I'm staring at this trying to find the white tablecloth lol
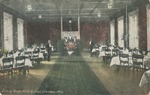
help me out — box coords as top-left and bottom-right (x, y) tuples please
(144, 56), (150, 69)
(139, 70), (150, 87)
(13, 59), (33, 68)
(0, 56), (33, 70)
(39, 53), (44, 58)
(110, 56), (133, 66)
(68, 51), (73, 55)
(110, 55), (120, 66)
(99, 51), (106, 57)
(0, 56), (4, 67)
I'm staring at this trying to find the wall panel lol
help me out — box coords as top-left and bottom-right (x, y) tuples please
(80, 21), (109, 48)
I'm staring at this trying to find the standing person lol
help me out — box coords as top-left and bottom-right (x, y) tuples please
(89, 39), (94, 56)
(46, 40), (52, 61)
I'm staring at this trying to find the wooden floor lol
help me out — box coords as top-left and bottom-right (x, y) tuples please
(0, 51), (146, 95)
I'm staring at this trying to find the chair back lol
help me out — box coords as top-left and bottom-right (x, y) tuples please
(2, 57), (14, 70)
(105, 48), (111, 56)
(15, 56), (25, 67)
(40, 48), (46, 53)
(112, 49), (119, 56)
(119, 54), (129, 66)
(32, 51), (39, 58)
(132, 54), (144, 68)
(102, 46), (107, 51)
(7, 51), (14, 57)
(24, 51), (32, 58)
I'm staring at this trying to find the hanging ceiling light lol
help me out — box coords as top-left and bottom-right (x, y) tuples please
(38, 15), (42, 19)
(108, 0), (113, 9)
(97, 11), (101, 17)
(27, 4), (32, 11)
(68, 11), (71, 14)
(68, 18), (72, 23)
(69, 19), (72, 23)
(108, 3), (113, 9)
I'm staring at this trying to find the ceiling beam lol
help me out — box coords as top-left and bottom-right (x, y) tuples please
(79, 2), (84, 15)
(25, 10), (57, 12)
(88, 0), (103, 17)
(52, 0), (61, 16)
(26, 13), (59, 16)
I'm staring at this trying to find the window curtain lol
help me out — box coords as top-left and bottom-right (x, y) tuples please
(147, 5), (150, 51)
(110, 20), (115, 45)
(17, 18), (24, 49)
(3, 12), (13, 51)
(117, 16), (124, 47)
(128, 10), (139, 49)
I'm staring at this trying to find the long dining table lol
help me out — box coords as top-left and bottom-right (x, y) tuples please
(0, 56), (33, 70)
(110, 53), (150, 69)
(0, 49), (45, 71)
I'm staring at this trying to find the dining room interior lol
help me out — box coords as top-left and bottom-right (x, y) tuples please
(0, 0), (150, 95)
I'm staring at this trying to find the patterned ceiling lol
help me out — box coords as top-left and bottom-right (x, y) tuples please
(0, 0), (136, 21)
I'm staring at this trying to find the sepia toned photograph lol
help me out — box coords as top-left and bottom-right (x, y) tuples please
(0, 0), (150, 95)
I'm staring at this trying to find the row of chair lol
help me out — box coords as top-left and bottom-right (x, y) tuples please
(119, 53), (145, 75)
(0, 56), (29, 75)
(24, 50), (43, 67)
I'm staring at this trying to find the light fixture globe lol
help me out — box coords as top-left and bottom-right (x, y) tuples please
(27, 5), (32, 11)
(97, 11), (101, 17)
(108, 3), (113, 9)
(38, 15), (42, 19)
(69, 20), (72, 23)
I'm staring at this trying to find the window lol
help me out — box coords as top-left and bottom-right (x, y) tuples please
(110, 20), (115, 45)
(17, 18), (24, 49)
(62, 17), (78, 31)
(128, 10), (139, 49)
(117, 16), (124, 47)
(3, 12), (13, 51)
(147, 5), (150, 51)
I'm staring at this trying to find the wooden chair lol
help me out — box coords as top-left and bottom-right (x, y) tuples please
(6, 51), (14, 57)
(40, 48), (46, 53)
(40, 48), (47, 59)
(112, 48), (119, 56)
(119, 53), (130, 75)
(14, 56), (27, 75)
(30, 51), (41, 67)
(32, 51), (39, 58)
(105, 48), (112, 63)
(143, 51), (150, 70)
(24, 51), (32, 59)
(1, 57), (14, 75)
(132, 54), (144, 75)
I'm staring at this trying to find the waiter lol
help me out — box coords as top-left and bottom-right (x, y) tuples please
(46, 40), (52, 61)
(89, 39), (94, 56)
